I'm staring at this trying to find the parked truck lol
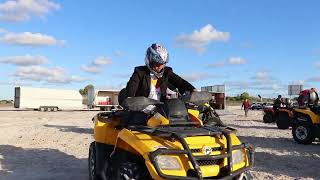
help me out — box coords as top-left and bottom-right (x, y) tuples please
(201, 85), (226, 110)
(14, 86), (84, 111)
(87, 88), (121, 111)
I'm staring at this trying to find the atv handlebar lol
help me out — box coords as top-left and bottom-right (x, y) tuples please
(122, 96), (163, 112)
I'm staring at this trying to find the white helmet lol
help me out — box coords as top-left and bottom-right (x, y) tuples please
(145, 43), (169, 78)
(309, 91), (318, 103)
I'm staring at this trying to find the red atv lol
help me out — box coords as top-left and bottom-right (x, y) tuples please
(263, 107), (294, 129)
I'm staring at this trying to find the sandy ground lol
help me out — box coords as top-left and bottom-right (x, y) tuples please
(0, 106), (319, 180)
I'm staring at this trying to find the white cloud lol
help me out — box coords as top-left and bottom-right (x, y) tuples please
(0, 81), (10, 85)
(176, 24), (230, 53)
(254, 71), (269, 80)
(226, 80), (284, 91)
(0, 28), (8, 33)
(0, 55), (48, 66)
(93, 56), (112, 66)
(0, 81), (32, 86)
(228, 57), (247, 65)
(114, 50), (124, 57)
(13, 66), (87, 84)
(272, 84), (282, 91)
(0, 31), (64, 46)
(182, 72), (213, 82)
(0, 0), (60, 22)
(70, 75), (88, 82)
(314, 62), (320, 69)
(81, 65), (101, 74)
(311, 49), (320, 57)
(226, 80), (287, 98)
(112, 73), (131, 78)
(292, 80), (304, 85)
(226, 81), (253, 89)
(14, 66), (64, 81)
(98, 83), (126, 91)
(240, 42), (254, 49)
(81, 56), (113, 74)
(207, 61), (225, 68)
(208, 57), (247, 68)
(250, 71), (279, 87)
(306, 77), (320, 82)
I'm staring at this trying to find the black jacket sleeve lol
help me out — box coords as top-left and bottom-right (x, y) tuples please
(126, 67), (141, 97)
(166, 67), (195, 94)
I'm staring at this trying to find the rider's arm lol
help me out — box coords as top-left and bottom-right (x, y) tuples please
(126, 67), (142, 97)
(166, 67), (195, 94)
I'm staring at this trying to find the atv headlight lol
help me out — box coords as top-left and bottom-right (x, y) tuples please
(155, 156), (182, 170)
(232, 150), (244, 165)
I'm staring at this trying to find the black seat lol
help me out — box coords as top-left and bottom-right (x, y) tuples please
(118, 88), (127, 106)
(309, 104), (320, 115)
(117, 90), (191, 125)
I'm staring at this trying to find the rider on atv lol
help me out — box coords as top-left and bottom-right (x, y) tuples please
(88, 44), (253, 180)
(119, 43), (196, 124)
(125, 43), (195, 102)
(273, 95), (284, 115)
(118, 43), (224, 126)
(298, 88), (319, 108)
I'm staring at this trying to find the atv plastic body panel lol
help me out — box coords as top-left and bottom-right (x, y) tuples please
(93, 112), (254, 179)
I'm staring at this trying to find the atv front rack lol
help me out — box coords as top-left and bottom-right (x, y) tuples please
(128, 125), (254, 180)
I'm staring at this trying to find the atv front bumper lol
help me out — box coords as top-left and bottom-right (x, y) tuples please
(149, 143), (254, 180)
(128, 125), (254, 180)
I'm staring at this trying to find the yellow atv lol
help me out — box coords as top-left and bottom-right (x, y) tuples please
(88, 92), (254, 179)
(189, 102), (225, 127)
(292, 106), (320, 144)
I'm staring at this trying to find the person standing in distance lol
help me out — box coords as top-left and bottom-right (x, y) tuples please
(241, 98), (251, 117)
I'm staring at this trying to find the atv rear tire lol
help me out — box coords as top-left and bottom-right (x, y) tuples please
(263, 112), (274, 123)
(89, 142), (97, 180)
(116, 161), (150, 180)
(276, 112), (290, 129)
(292, 122), (315, 144)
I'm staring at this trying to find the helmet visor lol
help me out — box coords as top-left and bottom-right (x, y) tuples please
(149, 61), (165, 68)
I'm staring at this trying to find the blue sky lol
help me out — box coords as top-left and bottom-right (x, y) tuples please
(0, 0), (320, 100)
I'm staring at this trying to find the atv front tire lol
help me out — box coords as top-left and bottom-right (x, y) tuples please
(116, 161), (151, 180)
(89, 142), (97, 180)
(276, 112), (290, 129)
(205, 116), (224, 126)
(242, 171), (254, 180)
(292, 122), (315, 144)
(202, 110), (224, 126)
(236, 171), (253, 180)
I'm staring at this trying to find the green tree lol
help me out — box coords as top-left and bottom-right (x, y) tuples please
(240, 92), (250, 100)
(79, 84), (94, 95)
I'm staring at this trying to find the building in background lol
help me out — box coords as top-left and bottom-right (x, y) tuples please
(201, 85), (226, 109)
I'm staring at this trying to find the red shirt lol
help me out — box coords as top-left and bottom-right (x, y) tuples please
(242, 101), (250, 109)
(300, 90), (309, 96)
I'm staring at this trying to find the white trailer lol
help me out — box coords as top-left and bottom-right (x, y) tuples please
(14, 86), (84, 111)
